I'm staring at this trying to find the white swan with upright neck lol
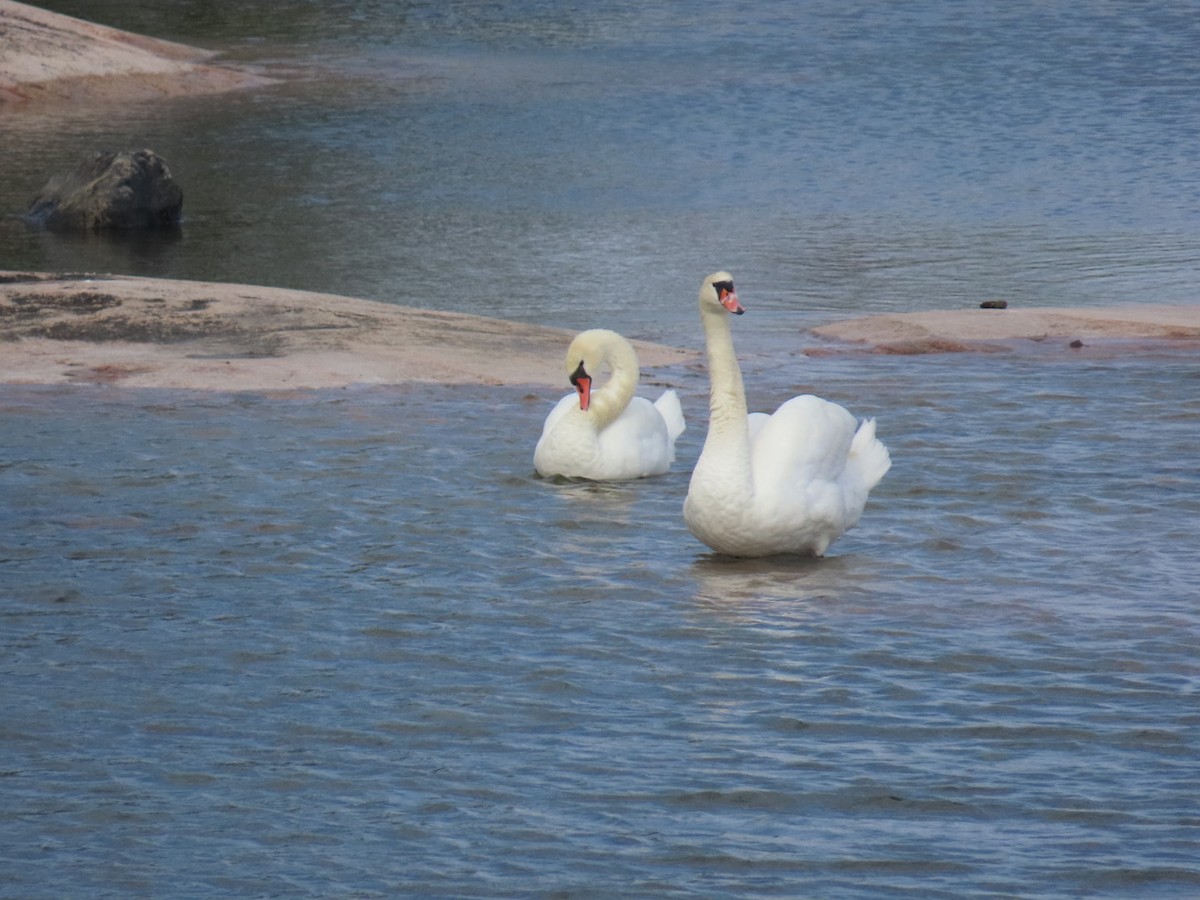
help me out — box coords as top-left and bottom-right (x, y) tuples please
(684, 272), (891, 557)
(534, 328), (685, 481)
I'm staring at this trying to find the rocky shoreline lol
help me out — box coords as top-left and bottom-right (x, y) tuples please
(0, 0), (268, 105)
(0, 271), (696, 390)
(3, 2), (1196, 390)
(4, 270), (1196, 391)
(811, 304), (1200, 354)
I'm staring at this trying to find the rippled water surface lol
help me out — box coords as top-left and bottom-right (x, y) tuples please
(4, 347), (1199, 898)
(2, 1), (1200, 896)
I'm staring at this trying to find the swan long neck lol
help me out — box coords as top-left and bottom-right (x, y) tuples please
(692, 297), (756, 502)
(588, 337), (638, 429)
(700, 303), (749, 439)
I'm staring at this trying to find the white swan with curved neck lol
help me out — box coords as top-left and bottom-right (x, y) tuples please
(534, 328), (686, 481)
(683, 272), (891, 557)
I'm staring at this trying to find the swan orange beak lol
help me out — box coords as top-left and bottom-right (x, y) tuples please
(575, 376), (592, 411)
(570, 361), (592, 411)
(719, 287), (744, 315)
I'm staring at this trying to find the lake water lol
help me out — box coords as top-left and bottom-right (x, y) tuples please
(2, 2), (1199, 897)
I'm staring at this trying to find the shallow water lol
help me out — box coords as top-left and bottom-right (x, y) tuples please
(3, 346), (1199, 898)
(2, 1), (1200, 896)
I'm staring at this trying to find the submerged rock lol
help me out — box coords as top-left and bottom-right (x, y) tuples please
(25, 149), (183, 231)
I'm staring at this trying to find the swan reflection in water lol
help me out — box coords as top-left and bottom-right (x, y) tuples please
(687, 551), (895, 624)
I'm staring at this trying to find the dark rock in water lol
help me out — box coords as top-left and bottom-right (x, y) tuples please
(25, 149), (183, 231)
(979, 299), (1008, 309)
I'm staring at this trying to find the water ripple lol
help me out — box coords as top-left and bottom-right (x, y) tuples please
(5, 355), (1195, 896)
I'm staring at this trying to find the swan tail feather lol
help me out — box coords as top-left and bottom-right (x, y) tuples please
(846, 418), (891, 491)
(654, 390), (687, 442)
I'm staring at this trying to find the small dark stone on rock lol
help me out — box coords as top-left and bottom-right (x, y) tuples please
(979, 299), (1008, 309)
(25, 149), (183, 231)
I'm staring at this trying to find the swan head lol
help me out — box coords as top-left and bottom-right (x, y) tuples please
(569, 358), (592, 411)
(700, 271), (743, 315)
(564, 328), (629, 412)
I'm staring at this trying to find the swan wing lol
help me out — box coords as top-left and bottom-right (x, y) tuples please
(538, 392), (578, 440)
(750, 395), (857, 488)
(595, 396), (675, 477)
(534, 393), (589, 477)
(747, 411), (771, 444)
(746, 396), (867, 552)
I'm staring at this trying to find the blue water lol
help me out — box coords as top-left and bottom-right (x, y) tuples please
(2, 1), (1200, 897)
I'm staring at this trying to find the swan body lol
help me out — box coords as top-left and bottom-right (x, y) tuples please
(683, 272), (890, 556)
(534, 328), (685, 481)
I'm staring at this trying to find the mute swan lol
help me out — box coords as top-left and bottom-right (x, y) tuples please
(683, 272), (891, 557)
(534, 328), (686, 481)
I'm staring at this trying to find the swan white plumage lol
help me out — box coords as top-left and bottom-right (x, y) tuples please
(683, 272), (891, 557)
(534, 328), (686, 481)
